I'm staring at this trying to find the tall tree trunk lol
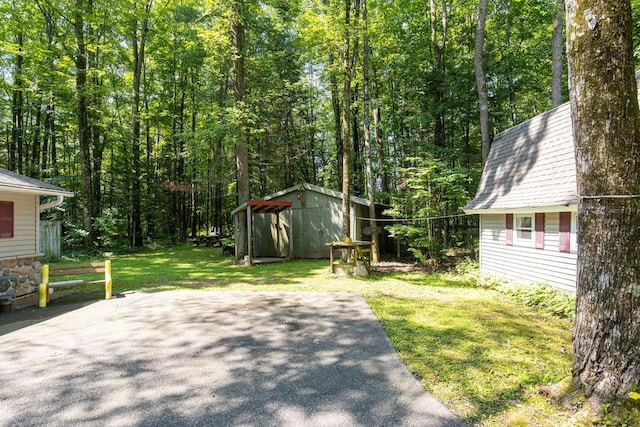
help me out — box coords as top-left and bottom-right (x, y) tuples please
(429, 0), (447, 148)
(131, 0), (152, 248)
(329, 53), (343, 189)
(361, 0), (379, 262)
(11, 32), (24, 173)
(551, 0), (565, 107)
(475, 0), (490, 166)
(74, 0), (95, 250)
(232, 0), (250, 259)
(341, 0), (359, 239)
(567, 0), (640, 403)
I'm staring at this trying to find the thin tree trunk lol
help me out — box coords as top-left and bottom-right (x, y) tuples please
(341, 0), (359, 239)
(362, 0), (379, 262)
(475, 0), (490, 166)
(11, 32), (24, 173)
(429, 0), (447, 148)
(329, 53), (343, 189)
(551, 0), (565, 107)
(567, 0), (640, 403)
(131, 0), (152, 248)
(74, 0), (95, 250)
(232, 0), (250, 259)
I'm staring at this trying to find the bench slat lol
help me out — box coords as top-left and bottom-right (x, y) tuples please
(50, 268), (105, 276)
(50, 262), (105, 271)
(48, 279), (86, 288)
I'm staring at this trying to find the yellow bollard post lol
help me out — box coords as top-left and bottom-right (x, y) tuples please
(104, 260), (112, 300)
(39, 264), (49, 308)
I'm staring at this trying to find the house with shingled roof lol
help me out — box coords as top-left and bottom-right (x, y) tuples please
(464, 102), (578, 291)
(0, 168), (73, 300)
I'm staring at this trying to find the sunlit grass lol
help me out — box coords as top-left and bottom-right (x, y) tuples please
(50, 244), (577, 426)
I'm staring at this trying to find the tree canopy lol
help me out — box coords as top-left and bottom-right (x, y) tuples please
(1, 0), (636, 255)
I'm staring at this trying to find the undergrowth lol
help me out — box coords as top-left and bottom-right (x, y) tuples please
(455, 259), (576, 319)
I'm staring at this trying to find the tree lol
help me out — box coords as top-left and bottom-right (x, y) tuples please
(340, 0), (359, 239)
(567, 0), (640, 403)
(551, 0), (564, 107)
(130, 0), (153, 248)
(232, 0), (250, 258)
(474, 0), (490, 166)
(361, 0), (379, 262)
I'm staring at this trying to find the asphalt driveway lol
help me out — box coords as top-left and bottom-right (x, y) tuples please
(0, 291), (463, 426)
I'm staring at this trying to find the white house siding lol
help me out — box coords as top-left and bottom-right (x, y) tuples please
(0, 191), (38, 259)
(479, 213), (577, 292)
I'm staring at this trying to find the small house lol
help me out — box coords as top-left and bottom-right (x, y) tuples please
(464, 102), (579, 291)
(232, 183), (382, 261)
(0, 168), (73, 298)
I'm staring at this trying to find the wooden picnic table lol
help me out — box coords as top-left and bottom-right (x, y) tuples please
(189, 234), (224, 247)
(327, 240), (373, 274)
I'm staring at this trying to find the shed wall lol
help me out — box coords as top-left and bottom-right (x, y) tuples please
(479, 213), (577, 291)
(0, 191), (38, 258)
(252, 189), (368, 259)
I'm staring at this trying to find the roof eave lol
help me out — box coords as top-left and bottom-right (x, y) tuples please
(0, 184), (74, 197)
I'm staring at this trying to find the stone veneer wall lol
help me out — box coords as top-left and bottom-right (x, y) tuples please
(0, 255), (41, 298)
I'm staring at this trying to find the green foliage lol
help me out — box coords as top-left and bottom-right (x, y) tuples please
(456, 259), (576, 319)
(385, 154), (471, 262)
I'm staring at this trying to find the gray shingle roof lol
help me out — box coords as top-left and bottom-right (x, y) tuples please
(0, 168), (73, 196)
(464, 102), (578, 211)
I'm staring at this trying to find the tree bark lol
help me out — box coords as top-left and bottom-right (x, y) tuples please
(567, 0), (640, 402)
(341, 0), (359, 239)
(131, 0), (152, 248)
(551, 0), (565, 107)
(232, 0), (250, 259)
(474, 0), (490, 166)
(74, 0), (95, 250)
(429, 0), (447, 148)
(361, 0), (379, 262)
(329, 53), (343, 189)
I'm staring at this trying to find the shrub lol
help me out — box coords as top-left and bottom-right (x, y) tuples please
(454, 259), (576, 319)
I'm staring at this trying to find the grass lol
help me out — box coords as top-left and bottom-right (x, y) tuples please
(47, 245), (610, 425)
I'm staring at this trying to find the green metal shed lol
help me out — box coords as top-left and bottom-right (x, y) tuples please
(232, 183), (376, 261)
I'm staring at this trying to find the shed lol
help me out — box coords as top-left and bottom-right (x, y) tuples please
(0, 168), (73, 298)
(232, 183), (379, 261)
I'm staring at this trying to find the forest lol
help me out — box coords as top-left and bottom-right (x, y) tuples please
(1, 0), (639, 257)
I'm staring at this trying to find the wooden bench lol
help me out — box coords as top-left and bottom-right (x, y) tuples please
(39, 261), (112, 308)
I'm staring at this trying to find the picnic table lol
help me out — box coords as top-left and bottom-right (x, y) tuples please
(327, 240), (373, 274)
(189, 234), (224, 247)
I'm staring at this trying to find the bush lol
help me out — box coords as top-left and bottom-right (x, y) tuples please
(454, 258), (576, 319)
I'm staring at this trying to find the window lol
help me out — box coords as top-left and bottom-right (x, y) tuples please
(515, 214), (534, 244)
(0, 201), (14, 238)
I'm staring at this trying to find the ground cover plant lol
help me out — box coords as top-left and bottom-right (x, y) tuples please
(47, 245), (635, 426)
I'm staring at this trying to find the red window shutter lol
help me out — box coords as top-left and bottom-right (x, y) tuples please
(0, 201), (14, 238)
(505, 214), (513, 246)
(559, 212), (571, 252)
(535, 213), (545, 249)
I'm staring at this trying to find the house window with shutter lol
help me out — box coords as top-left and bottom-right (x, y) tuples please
(0, 201), (14, 239)
(514, 214), (535, 246)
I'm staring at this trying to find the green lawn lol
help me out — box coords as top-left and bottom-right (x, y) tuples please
(57, 245), (577, 426)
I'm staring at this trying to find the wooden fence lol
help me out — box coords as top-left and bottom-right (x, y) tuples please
(40, 220), (62, 258)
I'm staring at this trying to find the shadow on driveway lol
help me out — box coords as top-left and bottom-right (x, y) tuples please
(0, 290), (463, 426)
